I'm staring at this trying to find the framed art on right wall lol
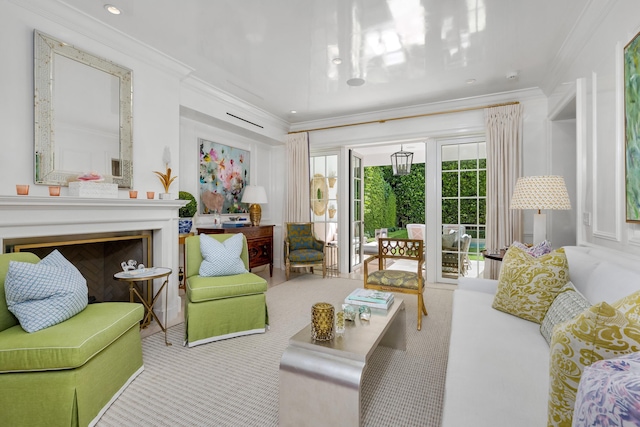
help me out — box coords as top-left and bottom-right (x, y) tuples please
(624, 30), (640, 222)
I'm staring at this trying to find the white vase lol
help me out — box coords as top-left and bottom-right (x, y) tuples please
(159, 193), (174, 200)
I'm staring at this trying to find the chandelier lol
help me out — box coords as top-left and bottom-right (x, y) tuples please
(390, 145), (413, 176)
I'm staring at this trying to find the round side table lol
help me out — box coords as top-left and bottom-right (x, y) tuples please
(114, 267), (172, 346)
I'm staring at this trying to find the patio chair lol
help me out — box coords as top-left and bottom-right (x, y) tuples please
(363, 238), (427, 330)
(442, 232), (472, 276)
(406, 224), (425, 240)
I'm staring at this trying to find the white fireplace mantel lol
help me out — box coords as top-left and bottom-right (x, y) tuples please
(0, 196), (186, 325)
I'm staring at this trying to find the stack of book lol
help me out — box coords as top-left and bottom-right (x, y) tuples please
(345, 288), (394, 310)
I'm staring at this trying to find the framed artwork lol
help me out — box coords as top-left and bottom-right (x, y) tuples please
(625, 30), (640, 222)
(198, 138), (250, 214)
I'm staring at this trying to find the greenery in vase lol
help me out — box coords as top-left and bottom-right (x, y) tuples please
(178, 191), (197, 218)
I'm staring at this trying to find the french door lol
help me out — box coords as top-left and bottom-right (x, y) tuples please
(435, 137), (486, 283)
(350, 150), (364, 271)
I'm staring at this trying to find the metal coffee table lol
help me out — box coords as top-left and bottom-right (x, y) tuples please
(279, 297), (406, 426)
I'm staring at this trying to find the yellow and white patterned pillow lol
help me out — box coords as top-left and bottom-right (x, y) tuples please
(613, 289), (640, 323)
(492, 247), (569, 324)
(547, 302), (640, 427)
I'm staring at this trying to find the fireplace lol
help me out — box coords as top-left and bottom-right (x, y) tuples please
(0, 196), (184, 326)
(5, 231), (152, 303)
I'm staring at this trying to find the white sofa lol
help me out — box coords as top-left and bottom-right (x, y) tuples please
(441, 245), (640, 427)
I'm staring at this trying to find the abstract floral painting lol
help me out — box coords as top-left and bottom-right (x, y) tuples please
(198, 138), (249, 214)
(625, 31), (640, 222)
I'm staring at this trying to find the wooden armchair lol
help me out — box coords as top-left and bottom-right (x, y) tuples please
(284, 222), (326, 280)
(363, 238), (427, 330)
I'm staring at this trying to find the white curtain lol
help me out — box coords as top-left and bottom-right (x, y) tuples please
(284, 132), (310, 223)
(484, 104), (524, 279)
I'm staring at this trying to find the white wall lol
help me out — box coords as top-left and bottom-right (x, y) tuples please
(548, 0), (640, 257)
(0, 0), (188, 197)
(179, 115), (286, 268)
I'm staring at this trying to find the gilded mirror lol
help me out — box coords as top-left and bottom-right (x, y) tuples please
(34, 31), (133, 188)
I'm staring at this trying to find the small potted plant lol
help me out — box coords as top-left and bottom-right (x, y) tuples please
(178, 191), (197, 234)
(328, 171), (337, 188)
(328, 203), (337, 219)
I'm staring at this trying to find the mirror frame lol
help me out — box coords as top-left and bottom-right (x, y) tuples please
(34, 31), (133, 188)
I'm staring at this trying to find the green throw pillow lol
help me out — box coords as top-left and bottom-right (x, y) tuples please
(492, 246), (569, 324)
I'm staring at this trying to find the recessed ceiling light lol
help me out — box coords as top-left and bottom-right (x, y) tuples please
(104, 4), (121, 15)
(347, 78), (365, 87)
(332, 58), (342, 65)
(290, 110), (297, 114)
(466, 78), (476, 84)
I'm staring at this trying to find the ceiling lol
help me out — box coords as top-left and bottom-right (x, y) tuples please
(61, 0), (587, 124)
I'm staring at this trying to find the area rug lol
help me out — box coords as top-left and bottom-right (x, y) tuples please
(96, 276), (453, 427)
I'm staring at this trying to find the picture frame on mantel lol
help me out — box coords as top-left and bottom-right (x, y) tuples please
(198, 138), (250, 215)
(624, 30), (640, 222)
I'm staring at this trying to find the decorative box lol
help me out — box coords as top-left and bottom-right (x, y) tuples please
(69, 182), (118, 198)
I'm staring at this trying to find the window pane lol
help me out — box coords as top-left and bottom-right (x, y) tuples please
(442, 160), (457, 171)
(460, 159), (477, 170)
(460, 171), (477, 197)
(479, 170), (486, 197)
(442, 172), (458, 197)
(442, 199), (459, 224)
(460, 199), (478, 225)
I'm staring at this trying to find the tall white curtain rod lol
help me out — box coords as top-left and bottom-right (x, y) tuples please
(288, 101), (520, 134)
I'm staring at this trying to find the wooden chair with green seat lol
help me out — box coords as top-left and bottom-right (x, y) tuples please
(363, 238), (428, 330)
(283, 222), (326, 280)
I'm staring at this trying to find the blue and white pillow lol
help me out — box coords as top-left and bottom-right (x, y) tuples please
(5, 250), (88, 333)
(199, 233), (248, 277)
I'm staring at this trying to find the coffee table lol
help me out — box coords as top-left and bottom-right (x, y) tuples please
(279, 297), (406, 426)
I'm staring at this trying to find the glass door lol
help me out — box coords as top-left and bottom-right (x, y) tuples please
(438, 139), (486, 282)
(310, 154), (339, 276)
(350, 150), (364, 271)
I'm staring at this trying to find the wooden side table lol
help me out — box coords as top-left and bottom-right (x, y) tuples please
(114, 267), (172, 346)
(197, 225), (274, 276)
(482, 250), (505, 262)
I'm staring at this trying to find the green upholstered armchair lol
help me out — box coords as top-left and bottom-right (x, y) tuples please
(184, 234), (268, 347)
(363, 238), (427, 330)
(284, 222), (326, 280)
(0, 252), (144, 427)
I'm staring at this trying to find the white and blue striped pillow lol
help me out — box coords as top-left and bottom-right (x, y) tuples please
(199, 233), (248, 277)
(5, 250), (88, 333)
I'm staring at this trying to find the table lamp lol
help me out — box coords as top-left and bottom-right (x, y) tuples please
(241, 185), (268, 226)
(510, 175), (571, 244)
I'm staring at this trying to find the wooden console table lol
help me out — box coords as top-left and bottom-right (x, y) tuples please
(197, 225), (274, 276)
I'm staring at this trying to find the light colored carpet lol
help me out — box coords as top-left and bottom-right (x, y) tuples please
(97, 276), (453, 427)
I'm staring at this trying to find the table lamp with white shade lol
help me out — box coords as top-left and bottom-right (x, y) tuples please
(510, 175), (571, 244)
(241, 185), (268, 226)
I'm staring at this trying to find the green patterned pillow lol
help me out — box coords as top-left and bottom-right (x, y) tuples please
(492, 246), (569, 323)
(548, 302), (640, 427)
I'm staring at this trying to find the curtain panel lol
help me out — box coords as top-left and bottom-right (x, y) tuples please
(284, 132), (310, 223)
(484, 104), (524, 279)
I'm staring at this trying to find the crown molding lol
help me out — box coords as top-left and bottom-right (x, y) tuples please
(290, 88), (545, 133)
(541, 0), (618, 96)
(10, 0), (194, 80)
